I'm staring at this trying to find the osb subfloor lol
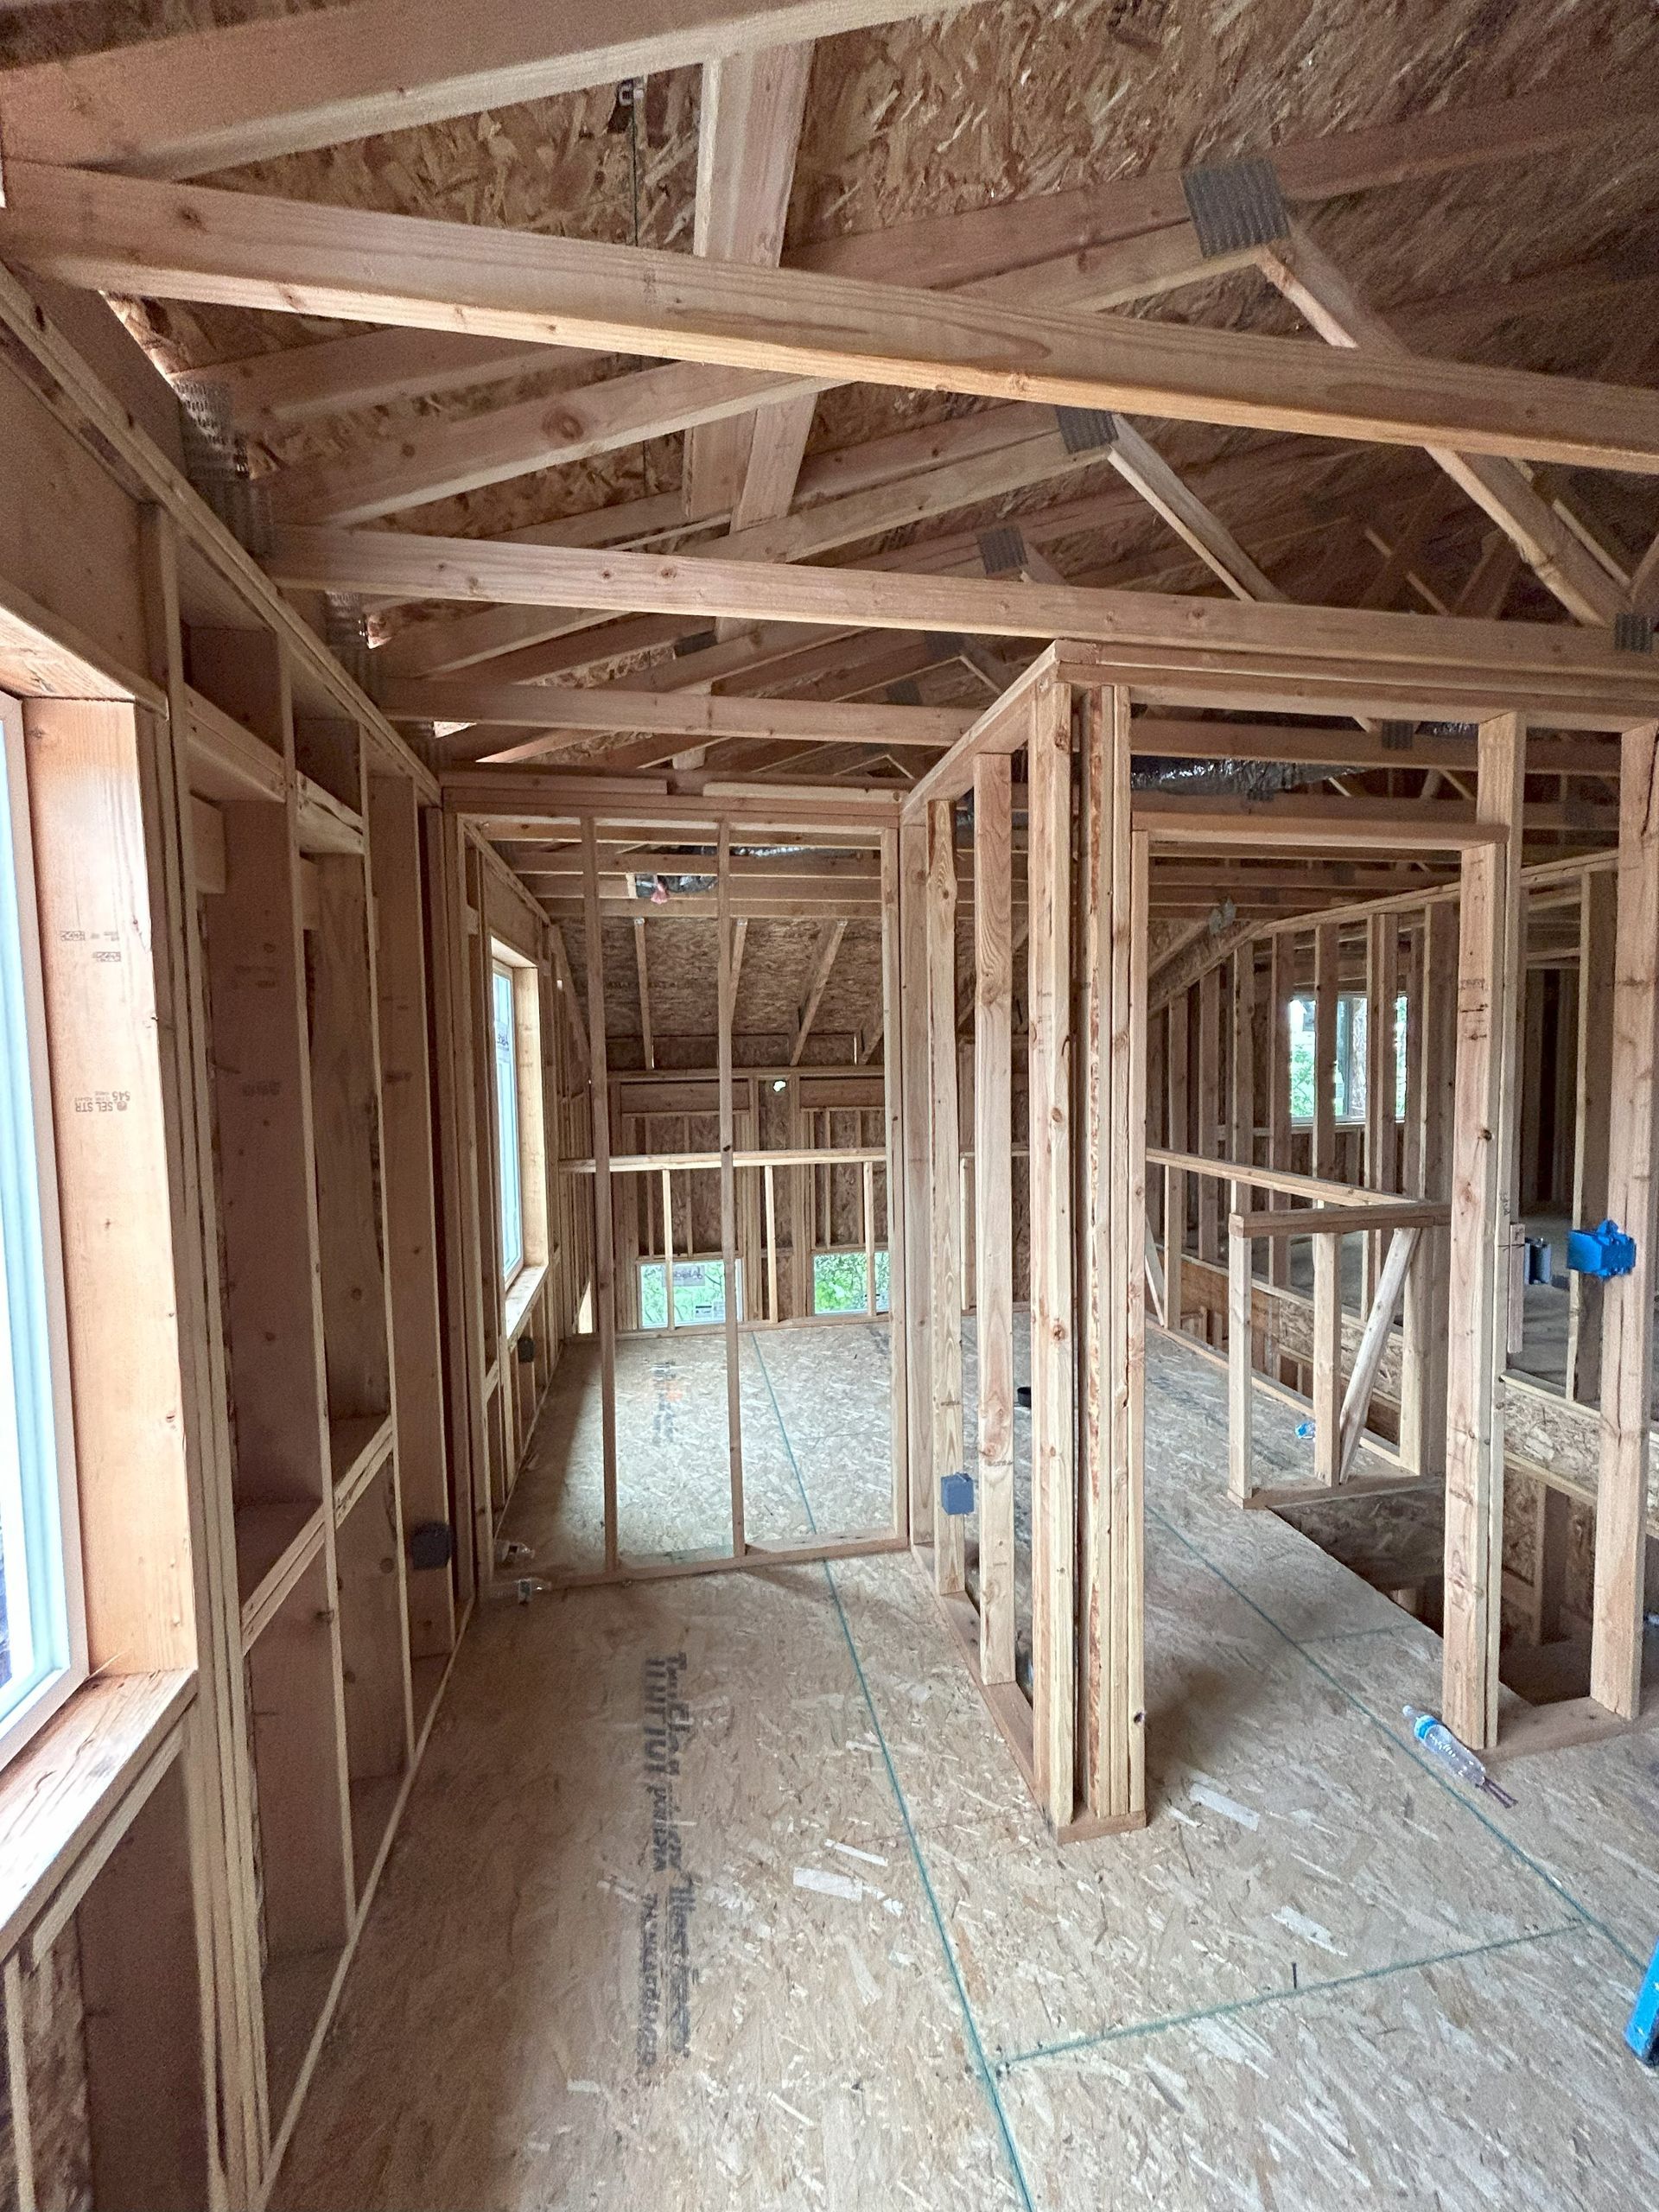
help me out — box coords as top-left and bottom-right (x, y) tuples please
(272, 1330), (1659, 2212)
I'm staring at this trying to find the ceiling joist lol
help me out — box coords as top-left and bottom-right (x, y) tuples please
(5, 164), (1659, 474)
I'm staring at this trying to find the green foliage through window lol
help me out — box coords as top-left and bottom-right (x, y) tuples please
(812, 1249), (890, 1316)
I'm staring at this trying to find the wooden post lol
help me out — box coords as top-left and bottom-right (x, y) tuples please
(580, 821), (619, 1572)
(716, 822), (745, 1555)
(366, 775), (453, 1661)
(1165, 989), (1187, 1334)
(1567, 869), (1616, 1402)
(1400, 899), (1456, 1476)
(1443, 712), (1524, 1751)
(1197, 963), (1221, 1270)
(1267, 937), (1293, 1301)
(1080, 687), (1146, 1830)
(1230, 945), (1256, 1210)
(1313, 919), (1340, 1180)
(1027, 671), (1075, 1830)
(1311, 1234), (1344, 1484)
(1228, 1222), (1255, 1503)
(899, 818), (932, 1541)
(1590, 724), (1659, 1720)
(925, 798), (964, 1595)
(973, 753), (1015, 1683)
(880, 826), (909, 1538)
(1363, 911), (1398, 1298)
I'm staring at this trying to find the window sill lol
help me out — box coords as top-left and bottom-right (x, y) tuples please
(504, 1261), (549, 1341)
(0, 1669), (194, 1959)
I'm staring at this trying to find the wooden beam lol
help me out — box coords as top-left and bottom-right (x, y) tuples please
(1257, 225), (1630, 625)
(390, 678), (976, 753)
(10, 167), (1659, 474)
(973, 753), (1015, 1688)
(270, 359), (801, 526)
(683, 42), (814, 523)
(1135, 795), (1505, 853)
(1589, 724), (1659, 1719)
(1442, 713), (1523, 1751)
(1027, 667), (1076, 1830)
(788, 917), (847, 1065)
(276, 535), (1659, 731)
(0, 0), (976, 175)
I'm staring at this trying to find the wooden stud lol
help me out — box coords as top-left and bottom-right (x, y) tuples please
(717, 822), (746, 1554)
(880, 827), (908, 1537)
(1363, 910), (1399, 1295)
(1267, 935), (1293, 1294)
(1400, 899), (1457, 1476)
(633, 915), (654, 1071)
(1589, 723), (1659, 1719)
(1311, 1233), (1344, 1485)
(580, 821), (619, 1571)
(925, 798), (964, 1596)
(1228, 1224), (1256, 1504)
(1443, 712), (1523, 1751)
(1162, 988), (1190, 1338)
(972, 753), (1014, 1685)
(1027, 671), (1075, 1829)
(1313, 919), (1340, 1180)
(1567, 869), (1616, 1401)
(366, 776), (454, 1658)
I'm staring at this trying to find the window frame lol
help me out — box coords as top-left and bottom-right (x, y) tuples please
(0, 694), (86, 1771)
(1287, 988), (1408, 1131)
(491, 954), (526, 1290)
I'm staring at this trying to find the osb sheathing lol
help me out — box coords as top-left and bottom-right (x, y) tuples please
(8, 0), (1659, 641)
(562, 912), (887, 1066)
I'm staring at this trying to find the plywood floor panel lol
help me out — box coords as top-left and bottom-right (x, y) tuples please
(273, 1331), (1659, 2211)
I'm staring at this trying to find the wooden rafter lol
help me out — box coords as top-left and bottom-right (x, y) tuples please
(1256, 224), (1630, 624)
(788, 918), (847, 1065)
(0, 0), (976, 175)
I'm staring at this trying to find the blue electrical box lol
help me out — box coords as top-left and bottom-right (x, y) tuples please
(939, 1471), (975, 1516)
(1626, 1936), (1659, 2065)
(1566, 1218), (1637, 1281)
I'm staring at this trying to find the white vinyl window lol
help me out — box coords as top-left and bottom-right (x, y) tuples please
(0, 696), (85, 1768)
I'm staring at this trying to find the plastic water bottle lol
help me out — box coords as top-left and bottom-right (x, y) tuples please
(1402, 1706), (1516, 1806)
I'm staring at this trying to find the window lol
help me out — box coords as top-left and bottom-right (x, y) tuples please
(1287, 993), (1408, 1127)
(638, 1257), (741, 1329)
(812, 1249), (890, 1317)
(493, 961), (524, 1282)
(0, 698), (85, 1767)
